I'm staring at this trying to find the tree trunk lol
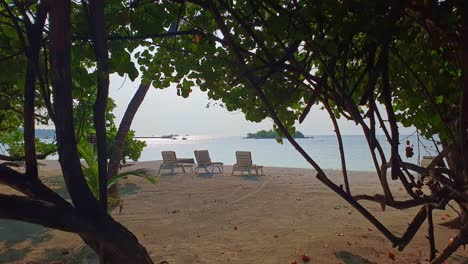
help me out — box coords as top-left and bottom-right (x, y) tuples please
(108, 82), (151, 196)
(48, 1), (153, 262)
(88, 0), (110, 211)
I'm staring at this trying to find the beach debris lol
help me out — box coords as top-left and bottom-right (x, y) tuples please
(171, 209), (179, 214)
(234, 226), (238, 230)
(291, 261), (298, 264)
(347, 210), (352, 215)
(347, 241), (352, 246)
(448, 238), (454, 245)
(362, 235), (368, 239)
(323, 244), (329, 247)
(368, 228), (373, 231)
(118, 200), (124, 214)
(296, 198), (302, 201)
(387, 251), (395, 260)
(445, 213), (451, 217)
(334, 206), (341, 209)
(380, 203), (386, 211)
(300, 254), (310, 262)
(335, 233), (344, 236)
(61, 249), (70, 255)
(273, 235), (278, 238)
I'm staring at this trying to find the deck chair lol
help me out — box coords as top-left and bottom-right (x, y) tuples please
(194, 150), (224, 173)
(158, 151), (186, 174)
(232, 151), (263, 176)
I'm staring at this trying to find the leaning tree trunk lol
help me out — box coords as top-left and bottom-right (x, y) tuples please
(108, 81), (152, 196)
(49, 1), (153, 262)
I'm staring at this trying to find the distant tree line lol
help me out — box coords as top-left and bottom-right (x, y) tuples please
(246, 129), (305, 139)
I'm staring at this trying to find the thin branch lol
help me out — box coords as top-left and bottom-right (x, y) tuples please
(394, 206), (427, 251)
(427, 205), (436, 261)
(73, 29), (204, 41)
(324, 99), (350, 194)
(431, 226), (467, 264)
(205, 0), (400, 245)
(353, 194), (430, 210)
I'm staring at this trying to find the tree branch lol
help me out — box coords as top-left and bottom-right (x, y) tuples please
(88, 0), (110, 211)
(427, 205), (436, 261)
(0, 147), (56, 161)
(73, 29), (204, 42)
(0, 194), (95, 234)
(205, 0), (400, 245)
(431, 225), (467, 264)
(108, 82), (151, 185)
(49, 0), (102, 214)
(0, 164), (71, 208)
(353, 194), (429, 210)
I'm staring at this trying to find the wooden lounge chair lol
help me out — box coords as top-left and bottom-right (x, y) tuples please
(232, 151), (263, 176)
(194, 150), (224, 173)
(158, 151), (186, 174)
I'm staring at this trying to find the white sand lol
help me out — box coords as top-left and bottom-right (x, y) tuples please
(0, 160), (466, 263)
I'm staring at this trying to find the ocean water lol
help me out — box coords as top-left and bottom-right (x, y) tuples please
(136, 135), (438, 171)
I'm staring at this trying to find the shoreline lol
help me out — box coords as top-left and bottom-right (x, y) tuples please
(0, 160), (466, 263)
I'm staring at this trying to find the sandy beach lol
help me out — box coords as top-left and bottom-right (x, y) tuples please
(0, 160), (466, 264)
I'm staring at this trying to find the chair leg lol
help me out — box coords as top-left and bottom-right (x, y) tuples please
(157, 166), (162, 174)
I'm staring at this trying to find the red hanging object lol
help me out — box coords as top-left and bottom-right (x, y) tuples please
(405, 140), (414, 158)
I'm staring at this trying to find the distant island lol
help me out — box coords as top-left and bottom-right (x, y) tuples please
(134, 134), (191, 140)
(245, 130), (311, 139)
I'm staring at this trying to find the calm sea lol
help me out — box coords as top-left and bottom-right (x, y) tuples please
(136, 135), (438, 171)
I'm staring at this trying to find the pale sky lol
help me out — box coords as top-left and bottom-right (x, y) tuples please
(109, 74), (415, 137)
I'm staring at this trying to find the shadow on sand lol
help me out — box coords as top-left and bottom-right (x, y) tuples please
(335, 251), (376, 264)
(0, 220), (53, 262)
(451, 254), (468, 263)
(196, 173), (215, 179)
(118, 182), (141, 196)
(159, 172), (179, 177)
(240, 175), (262, 181)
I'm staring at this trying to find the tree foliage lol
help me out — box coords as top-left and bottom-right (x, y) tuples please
(246, 129), (305, 139)
(141, 1), (467, 263)
(0, 0), (467, 263)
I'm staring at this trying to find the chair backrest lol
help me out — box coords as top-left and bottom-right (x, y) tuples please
(194, 150), (211, 165)
(235, 151), (252, 169)
(161, 151), (177, 164)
